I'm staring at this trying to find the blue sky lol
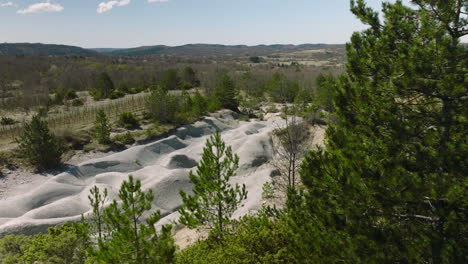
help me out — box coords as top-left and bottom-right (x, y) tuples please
(0, 0), (398, 48)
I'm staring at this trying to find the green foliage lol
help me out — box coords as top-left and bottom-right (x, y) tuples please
(147, 86), (179, 124)
(294, 1), (468, 263)
(249, 56), (261, 63)
(0, 223), (91, 264)
(91, 72), (115, 100)
(148, 87), (213, 125)
(261, 182), (275, 200)
(16, 115), (63, 171)
(214, 72), (239, 111)
(160, 68), (182, 91)
(92, 175), (175, 264)
(94, 110), (111, 144)
(191, 90), (209, 117)
(181, 66), (200, 88)
(176, 214), (295, 264)
(0, 234), (29, 264)
(314, 73), (337, 111)
(52, 87), (78, 105)
(87, 185), (109, 242)
(117, 112), (139, 129)
(112, 132), (135, 145)
(72, 98), (85, 106)
(264, 72), (299, 103)
(239, 95), (260, 116)
(108, 89), (126, 99)
(179, 131), (247, 239)
(0, 116), (16, 126)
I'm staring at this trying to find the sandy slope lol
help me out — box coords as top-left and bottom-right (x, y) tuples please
(0, 110), (288, 236)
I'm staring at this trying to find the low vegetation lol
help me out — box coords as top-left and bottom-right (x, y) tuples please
(16, 115), (64, 171)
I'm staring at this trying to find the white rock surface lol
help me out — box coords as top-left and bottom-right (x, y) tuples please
(0, 110), (287, 236)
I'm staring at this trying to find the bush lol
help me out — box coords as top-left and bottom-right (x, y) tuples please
(72, 98), (84, 106)
(0, 223), (90, 264)
(249, 56), (261, 63)
(0, 117), (16, 126)
(176, 214), (294, 264)
(117, 112), (139, 129)
(64, 89), (78, 100)
(112, 132), (135, 145)
(108, 89), (126, 99)
(16, 115), (64, 171)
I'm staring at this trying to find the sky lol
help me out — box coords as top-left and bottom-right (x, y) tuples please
(0, 0), (404, 48)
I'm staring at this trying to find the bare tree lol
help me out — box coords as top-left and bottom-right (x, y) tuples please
(272, 104), (310, 194)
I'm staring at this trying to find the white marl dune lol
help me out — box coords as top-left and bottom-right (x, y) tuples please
(0, 110), (287, 236)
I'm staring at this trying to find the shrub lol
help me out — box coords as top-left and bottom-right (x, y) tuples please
(64, 89), (78, 100)
(112, 132), (135, 145)
(72, 98), (84, 106)
(0, 117), (16, 126)
(16, 115), (64, 171)
(249, 56), (261, 63)
(175, 214), (294, 264)
(0, 223), (90, 264)
(108, 89), (126, 100)
(117, 112), (139, 129)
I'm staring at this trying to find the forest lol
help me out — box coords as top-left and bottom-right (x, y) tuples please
(0, 0), (467, 263)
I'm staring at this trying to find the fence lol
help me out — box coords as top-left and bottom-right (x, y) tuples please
(0, 94), (148, 140)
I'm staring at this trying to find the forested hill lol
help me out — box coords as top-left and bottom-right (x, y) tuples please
(0, 43), (99, 56)
(97, 43), (345, 56)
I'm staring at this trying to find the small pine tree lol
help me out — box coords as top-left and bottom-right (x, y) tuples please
(16, 115), (63, 171)
(179, 131), (247, 239)
(94, 175), (175, 264)
(87, 186), (108, 242)
(94, 110), (111, 144)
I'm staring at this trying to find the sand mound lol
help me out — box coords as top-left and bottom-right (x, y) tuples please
(0, 110), (287, 236)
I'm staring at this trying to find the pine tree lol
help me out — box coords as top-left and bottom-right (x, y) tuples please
(94, 110), (111, 144)
(214, 73), (239, 111)
(16, 115), (63, 171)
(179, 131), (247, 239)
(87, 186), (108, 242)
(94, 175), (175, 264)
(182, 66), (200, 88)
(295, 0), (467, 262)
(92, 72), (115, 100)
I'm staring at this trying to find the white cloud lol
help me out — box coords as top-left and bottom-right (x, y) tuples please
(0, 1), (16, 7)
(97, 0), (131, 14)
(17, 1), (64, 14)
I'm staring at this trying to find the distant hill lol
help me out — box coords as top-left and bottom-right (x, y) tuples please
(100, 43), (345, 57)
(0, 43), (99, 56)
